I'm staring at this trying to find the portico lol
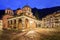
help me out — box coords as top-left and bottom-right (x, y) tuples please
(7, 15), (41, 30)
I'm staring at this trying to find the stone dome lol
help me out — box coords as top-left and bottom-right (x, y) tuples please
(22, 5), (32, 12)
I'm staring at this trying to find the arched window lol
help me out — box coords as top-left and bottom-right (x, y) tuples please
(28, 13), (30, 15)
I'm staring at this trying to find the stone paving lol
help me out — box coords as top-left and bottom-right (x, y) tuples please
(0, 28), (60, 40)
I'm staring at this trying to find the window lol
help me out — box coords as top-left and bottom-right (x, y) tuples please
(11, 20), (12, 24)
(28, 13), (30, 15)
(13, 27), (16, 29)
(14, 20), (16, 24)
(38, 24), (41, 27)
(8, 21), (9, 24)
(25, 19), (28, 22)
(55, 21), (59, 23)
(8, 21), (9, 27)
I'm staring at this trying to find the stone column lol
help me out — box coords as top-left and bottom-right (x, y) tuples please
(31, 21), (36, 28)
(9, 20), (11, 28)
(12, 20), (14, 28)
(16, 19), (18, 30)
(8, 20), (10, 28)
(8, 20), (12, 29)
(22, 18), (25, 29)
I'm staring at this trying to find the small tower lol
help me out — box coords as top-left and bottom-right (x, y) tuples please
(2, 8), (14, 30)
(5, 8), (14, 15)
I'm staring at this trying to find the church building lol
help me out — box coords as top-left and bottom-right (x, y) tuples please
(2, 5), (41, 30)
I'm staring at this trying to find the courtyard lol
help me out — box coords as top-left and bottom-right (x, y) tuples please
(0, 28), (60, 40)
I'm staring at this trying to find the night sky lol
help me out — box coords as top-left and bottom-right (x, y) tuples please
(0, 0), (60, 10)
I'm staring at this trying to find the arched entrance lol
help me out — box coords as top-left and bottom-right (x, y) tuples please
(25, 19), (29, 29)
(13, 19), (16, 29)
(18, 19), (22, 30)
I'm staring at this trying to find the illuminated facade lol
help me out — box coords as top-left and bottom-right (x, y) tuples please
(3, 5), (41, 30)
(2, 5), (60, 30)
(41, 11), (60, 28)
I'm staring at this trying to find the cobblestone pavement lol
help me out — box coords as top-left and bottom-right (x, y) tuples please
(0, 28), (60, 40)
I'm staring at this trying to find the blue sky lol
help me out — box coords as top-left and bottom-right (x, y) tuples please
(0, 0), (60, 10)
